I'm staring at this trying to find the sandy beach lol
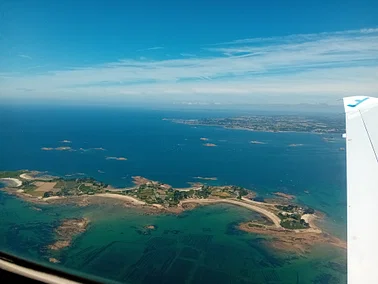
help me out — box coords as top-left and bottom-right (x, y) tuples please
(0, 178), (22, 187)
(43, 196), (65, 201)
(19, 173), (34, 180)
(300, 213), (322, 233)
(41, 193), (283, 228)
(94, 193), (146, 205)
(181, 198), (282, 228)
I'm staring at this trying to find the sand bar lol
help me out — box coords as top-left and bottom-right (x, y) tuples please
(181, 198), (282, 228)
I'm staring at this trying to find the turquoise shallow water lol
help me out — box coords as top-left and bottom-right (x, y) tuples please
(0, 192), (346, 283)
(0, 105), (347, 283)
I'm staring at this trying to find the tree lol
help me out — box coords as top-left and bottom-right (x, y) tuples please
(304, 207), (315, 214)
(43, 191), (54, 198)
(238, 187), (249, 196)
(188, 189), (195, 197)
(196, 186), (212, 198)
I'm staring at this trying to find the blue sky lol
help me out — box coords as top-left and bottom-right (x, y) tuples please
(1, 0), (378, 105)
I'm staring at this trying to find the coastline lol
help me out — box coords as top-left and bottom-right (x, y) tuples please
(48, 218), (90, 252)
(0, 178), (22, 187)
(168, 122), (341, 135)
(2, 185), (300, 229)
(301, 213), (320, 231)
(181, 198), (282, 227)
(19, 173), (34, 180)
(239, 221), (346, 254)
(0, 170), (346, 255)
(1, 184), (347, 254)
(94, 193), (146, 205)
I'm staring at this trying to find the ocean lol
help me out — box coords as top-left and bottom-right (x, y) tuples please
(0, 105), (347, 283)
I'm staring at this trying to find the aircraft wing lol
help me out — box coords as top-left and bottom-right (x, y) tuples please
(343, 96), (378, 284)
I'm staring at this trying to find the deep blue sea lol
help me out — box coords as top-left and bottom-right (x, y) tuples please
(0, 105), (347, 283)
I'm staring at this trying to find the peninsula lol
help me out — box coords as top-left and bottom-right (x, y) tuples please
(0, 170), (346, 253)
(164, 115), (344, 134)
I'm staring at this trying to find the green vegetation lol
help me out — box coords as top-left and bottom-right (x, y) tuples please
(43, 191), (54, 198)
(79, 184), (96, 194)
(281, 219), (309, 230)
(127, 183), (250, 207)
(196, 186), (212, 198)
(276, 204), (314, 229)
(169, 115), (345, 134)
(213, 191), (231, 198)
(54, 180), (65, 188)
(0, 170), (108, 198)
(1, 170), (318, 232)
(0, 170), (25, 179)
(137, 185), (156, 204)
(48, 178), (106, 197)
(27, 191), (44, 197)
(276, 204), (297, 212)
(304, 207), (315, 214)
(1, 171), (252, 207)
(247, 223), (264, 228)
(22, 182), (37, 191)
(237, 187), (249, 199)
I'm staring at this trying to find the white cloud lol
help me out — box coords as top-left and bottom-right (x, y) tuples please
(18, 54), (32, 60)
(180, 53), (197, 57)
(138, 46), (164, 51)
(2, 28), (378, 104)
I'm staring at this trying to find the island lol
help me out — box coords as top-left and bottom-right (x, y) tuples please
(164, 115), (345, 134)
(48, 218), (89, 251)
(193, 176), (218, 181)
(274, 192), (296, 200)
(250, 140), (266, 144)
(288, 144), (304, 147)
(203, 143), (217, 147)
(0, 170), (346, 253)
(105, 156), (127, 161)
(41, 146), (74, 151)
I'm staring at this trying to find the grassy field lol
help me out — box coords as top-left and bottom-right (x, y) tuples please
(0, 171), (24, 179)
(25, 190), (44, 197)
(212, 191), (232, 198)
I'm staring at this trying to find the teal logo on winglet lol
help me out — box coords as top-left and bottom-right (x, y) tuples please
(347, 97), (369, 108)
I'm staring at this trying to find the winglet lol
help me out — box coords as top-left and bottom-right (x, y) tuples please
(343, 96), (378, 113)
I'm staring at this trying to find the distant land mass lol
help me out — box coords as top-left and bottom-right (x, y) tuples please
(164, 115), (345, 134)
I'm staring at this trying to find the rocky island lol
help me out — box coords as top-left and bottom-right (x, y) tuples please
(0, 170), (346, 253)
(48, 218), (89, 251)
(203, 143), (217, 147)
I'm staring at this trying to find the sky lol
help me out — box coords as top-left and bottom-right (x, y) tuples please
(0, 0), (378, 106)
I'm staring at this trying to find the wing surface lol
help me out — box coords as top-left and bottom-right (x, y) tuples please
(343, 96), (378, 284)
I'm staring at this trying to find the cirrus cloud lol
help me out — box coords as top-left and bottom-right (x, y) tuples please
(1, 28), (378, 105)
